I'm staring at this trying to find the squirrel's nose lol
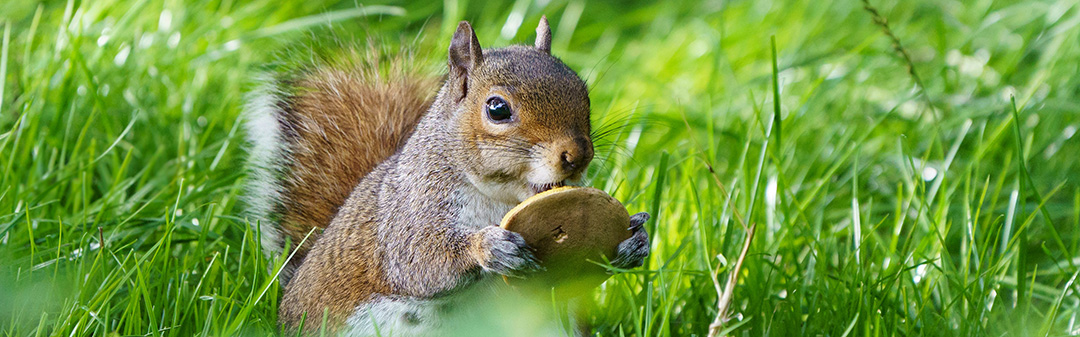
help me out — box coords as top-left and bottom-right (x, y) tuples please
(560, 151), (577, 170)
(558, 137), (593, 174)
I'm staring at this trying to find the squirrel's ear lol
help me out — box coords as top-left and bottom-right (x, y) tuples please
(449, 21), (483, 78)
(448, 21), (483, 101)
(535, 15), (551, 54)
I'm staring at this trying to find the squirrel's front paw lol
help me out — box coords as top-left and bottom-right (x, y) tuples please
(611, 212), (651, 269)
(472, 226), (542, 277)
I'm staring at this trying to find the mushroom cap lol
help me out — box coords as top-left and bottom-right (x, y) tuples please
(500, 186), (633, 294)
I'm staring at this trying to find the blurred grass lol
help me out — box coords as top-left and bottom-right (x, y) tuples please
(2, 0), (1080, 335)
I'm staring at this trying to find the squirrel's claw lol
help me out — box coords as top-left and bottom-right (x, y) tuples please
(611, 212), (651, 270)
(473, 226), (542, 277)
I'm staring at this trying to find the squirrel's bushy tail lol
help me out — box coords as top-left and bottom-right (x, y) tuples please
(243, 45), (439, 284)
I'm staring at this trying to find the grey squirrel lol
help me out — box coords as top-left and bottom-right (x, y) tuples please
(243, 17), (650, 335)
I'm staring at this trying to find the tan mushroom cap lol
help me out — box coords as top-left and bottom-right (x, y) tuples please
(500, 186), (633, 295)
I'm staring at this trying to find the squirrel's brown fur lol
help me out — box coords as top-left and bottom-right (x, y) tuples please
(278, 67), (438, 279)
(281, 69), (439, 250)
(245, 46), (439, 284)
(245, 18), (649, 335)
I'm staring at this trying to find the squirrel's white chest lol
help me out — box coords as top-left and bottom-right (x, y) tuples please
(454, 186), (516, 227)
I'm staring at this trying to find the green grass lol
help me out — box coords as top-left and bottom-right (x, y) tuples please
(2, 0), (1080, 335)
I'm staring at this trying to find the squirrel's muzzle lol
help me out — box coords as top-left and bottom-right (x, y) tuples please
(556, 136), (593, 176)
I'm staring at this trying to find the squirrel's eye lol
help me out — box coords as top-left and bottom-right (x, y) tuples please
(485, 97), (513, 123)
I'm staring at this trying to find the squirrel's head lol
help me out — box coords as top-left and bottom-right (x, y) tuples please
(443, 18), (592, 204)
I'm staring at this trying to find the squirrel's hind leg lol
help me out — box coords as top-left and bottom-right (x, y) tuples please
(340, 295), (440, 337)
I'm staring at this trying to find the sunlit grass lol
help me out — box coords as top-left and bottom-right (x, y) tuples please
(2, 0), (1079, 336)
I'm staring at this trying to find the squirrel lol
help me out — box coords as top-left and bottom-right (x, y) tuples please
(243, 17), (651, 335)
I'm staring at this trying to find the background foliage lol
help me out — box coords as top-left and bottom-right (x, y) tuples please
(2, 0), (1079, 335)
